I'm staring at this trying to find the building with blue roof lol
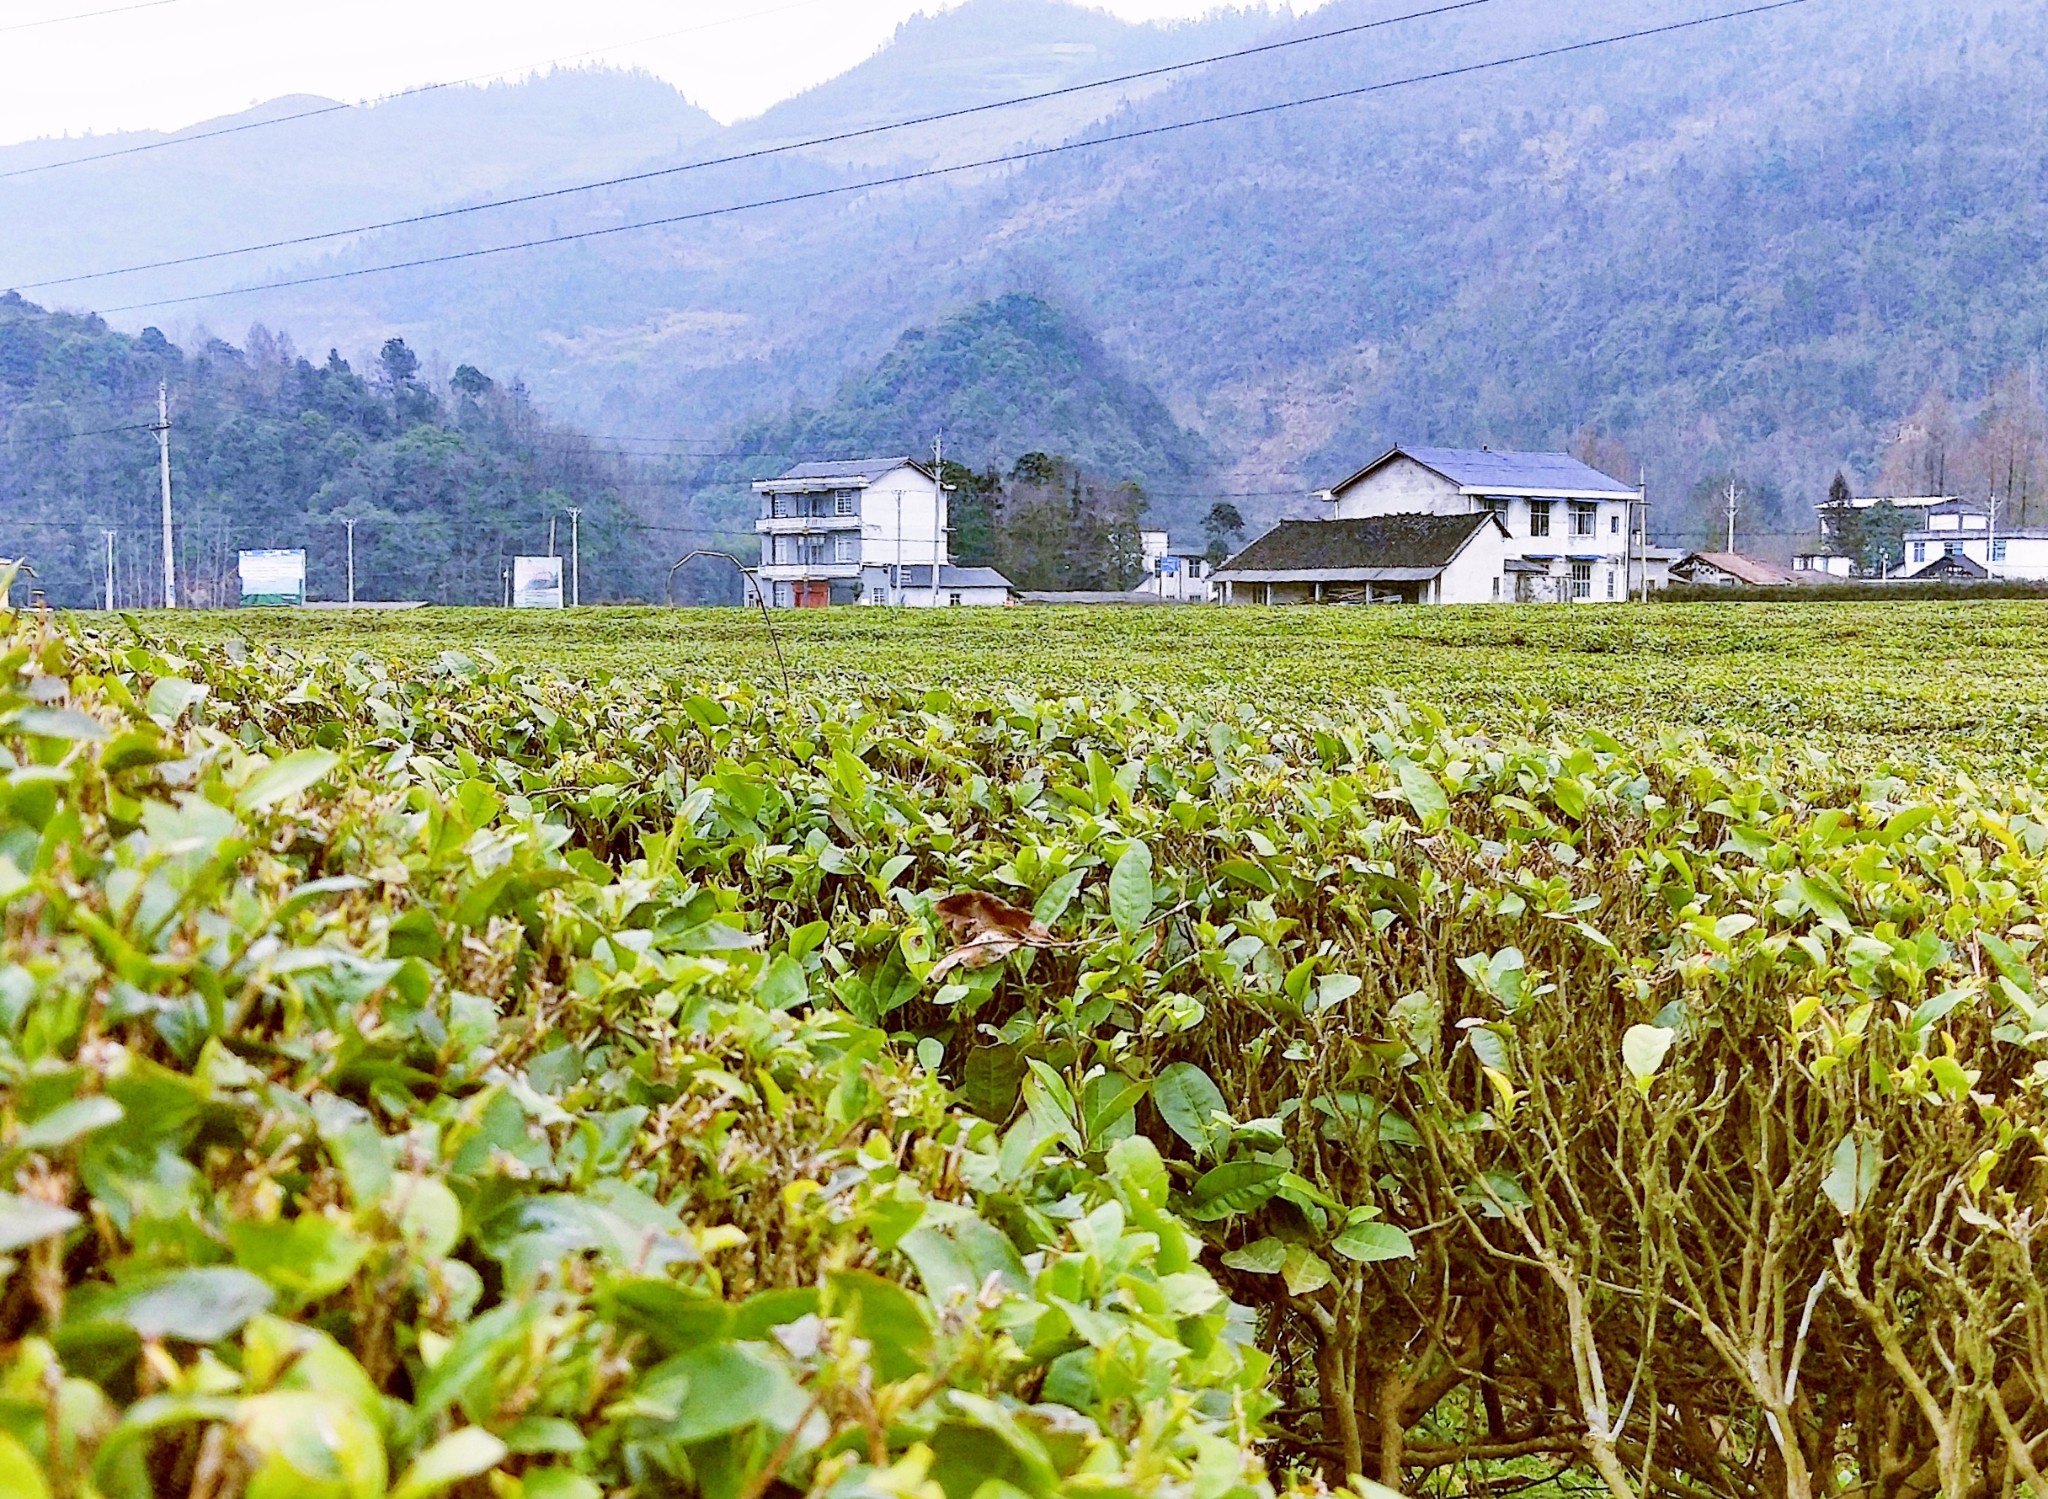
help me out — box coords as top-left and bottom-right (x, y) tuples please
(1313, 445), (1648, 603)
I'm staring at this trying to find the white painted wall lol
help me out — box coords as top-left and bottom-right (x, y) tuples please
(1436, 523), (1511, 604)
(855, 465), (948, 570)
(1330, 457), (1465, 518)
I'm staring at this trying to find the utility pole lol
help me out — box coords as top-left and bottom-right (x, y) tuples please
(154, 381), (176, 608)
(567, 507), (582, 606)
(343, 518), (358, 605)
(930, 436), (943, 607)
(1634, 472), (1648, 602)
(1724, 478), (1741, 554)
(548, 515), (558, 558)
(893, 490), (904, 606)
(101, 529), (116, 611)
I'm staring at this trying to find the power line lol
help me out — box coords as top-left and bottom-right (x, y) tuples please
(0, 0), (833, 184)
(0, 0), (174, 35)
(19, 0), (1504, 289)
(4, 421), (158, 447)
(92, 0), (1820, 316)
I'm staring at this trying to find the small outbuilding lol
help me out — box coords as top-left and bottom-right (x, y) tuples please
(1668, 551), (1799, 587)
(885, 564), (1017, 606)
(1212, 513), (1512, 605)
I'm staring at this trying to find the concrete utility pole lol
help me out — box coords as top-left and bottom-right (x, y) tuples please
(343, 518), (358, 605)
(154, 381), (176, 608)
(548, 515), (558, 558)
(567, 507), (582, 606)
(893, 490), (904, 606)
(930, 437), (943, 607)
(1724, 479), (1741, 553)
(1635, 472), (1649, 602)
(101, 529), (116, 611)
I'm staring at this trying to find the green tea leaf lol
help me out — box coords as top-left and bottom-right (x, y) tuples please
(238, 749), (340, 812)
(1109, 839), (1154, 938)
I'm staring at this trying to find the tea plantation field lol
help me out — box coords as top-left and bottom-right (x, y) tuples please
(6, 600), (2048, 1499)
(155, 600), (2048, 773)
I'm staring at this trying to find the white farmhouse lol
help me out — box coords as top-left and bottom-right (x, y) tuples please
(751, 457), (1015, 607)
(1899, 499), (2048, 580)
(1212, 513), (1512, 605)
(1320, 446), (1647, 602)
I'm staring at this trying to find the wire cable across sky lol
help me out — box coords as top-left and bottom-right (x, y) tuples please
(19, 0), (1507, 288)
(90, 0), (1820, 316)
(0, 0), (174, 35)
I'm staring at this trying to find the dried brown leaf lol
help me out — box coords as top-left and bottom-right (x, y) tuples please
(929, 892), (1054, 981)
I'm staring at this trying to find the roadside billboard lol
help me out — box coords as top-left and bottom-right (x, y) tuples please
(512, 555), (564, 609)
(238, 549), (306, 607)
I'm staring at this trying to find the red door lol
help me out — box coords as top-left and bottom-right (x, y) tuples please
(796, 581), (830, 608)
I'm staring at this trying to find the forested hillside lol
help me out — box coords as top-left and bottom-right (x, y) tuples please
(706, 294), (1207, 489)
(10, 0), (2048, 550)
(0, 295), (677, 607)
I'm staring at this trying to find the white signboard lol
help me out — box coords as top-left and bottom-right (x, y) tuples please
(238, 549), (306, 607)
(512, 555), (564, 609)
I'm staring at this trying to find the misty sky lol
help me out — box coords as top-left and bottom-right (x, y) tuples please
(0, 0), (1327, 146)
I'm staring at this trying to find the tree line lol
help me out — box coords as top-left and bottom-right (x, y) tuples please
(0, 295), (684, 607)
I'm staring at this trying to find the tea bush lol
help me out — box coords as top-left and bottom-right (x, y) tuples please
(6, 612), (2048, 1499)
(0, 616), (1275, 1499)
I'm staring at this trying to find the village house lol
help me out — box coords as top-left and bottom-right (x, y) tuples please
(1899, 499), (2048, 580)
(750, 457), (1015, 607)
(1796, 492), (1961, 577)
(1315, 446), (1647, 602)
(1212, 513), (1513, 605)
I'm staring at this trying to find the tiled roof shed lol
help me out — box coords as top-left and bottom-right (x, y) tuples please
(1672, 551), (1800, 585)
(1213, 514), (1502, 582)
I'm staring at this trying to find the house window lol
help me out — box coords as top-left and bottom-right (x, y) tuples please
(772, 536), (797, 564)
(1993, 538), (2009, 562)
(1944, 540), (1961, 557)
(1529, 502), (1553, 537)
(773, 582), (793, 608)
(948, 592), (962, 607)
(1480, 497), (1511, 526)
(1605, 568), (1616, 599)
(1913, 541), (1926, 563)
(834, 533), (859, 563)
(1491, 575), (1501, 601)
(1610, 513), (1621, 535)
(1569, 502), (1597, 537)
(773, 495), (796, 519)
(1570, 561), (1592, 600)
(835, 491), (857, 517)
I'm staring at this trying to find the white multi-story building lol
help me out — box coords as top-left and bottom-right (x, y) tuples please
(750, 457), (1014, 607)
(1130, 530), (1215, 601)
(1900, 499), (2048, 580)
(1319, 446), (1647, 602)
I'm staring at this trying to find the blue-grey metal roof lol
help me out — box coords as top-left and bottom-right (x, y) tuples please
(885, 565), (1015, 590)
(1335, 446), (1637, 497)
(770, 457), (926, 485)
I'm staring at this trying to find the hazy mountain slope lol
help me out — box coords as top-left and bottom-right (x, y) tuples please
(731, 0), (1279, 167)
(0, 68), (723, 306)
(14, 0), (2048, 549)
